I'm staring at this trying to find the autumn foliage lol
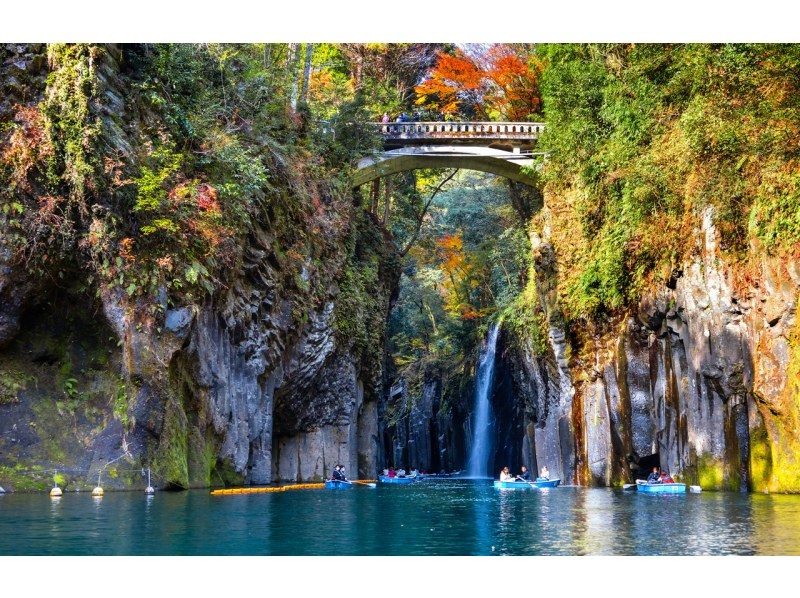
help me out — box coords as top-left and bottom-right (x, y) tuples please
(415, 46), (543, 120)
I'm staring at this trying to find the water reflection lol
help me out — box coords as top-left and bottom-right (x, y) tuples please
(4, 482), (800, 555)
(752, 493), (800, 555)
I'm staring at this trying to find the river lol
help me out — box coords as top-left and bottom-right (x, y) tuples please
(2, 480), (800, 555)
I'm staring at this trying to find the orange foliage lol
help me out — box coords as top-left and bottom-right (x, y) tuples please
(119, 237), (135, 262)
(484, 47), (543, 120)
(415, 50), (484, 115)
(415, 45), (542, 119)
(196, 183), (220, 213)
(1, 105), (52, 191)
(435, 232), (482, 320)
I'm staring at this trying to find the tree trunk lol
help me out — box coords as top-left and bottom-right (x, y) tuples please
(299, 43), (314, 106)
(370, 179), (380, 215)
(382, 178), (392, 225)
(288, 43), (301, 109)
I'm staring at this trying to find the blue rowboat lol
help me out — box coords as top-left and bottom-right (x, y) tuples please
(324, 480), (353, 489)
(378, 475), (415, 485)
(636, 481), (687, 494)
(493, 478), (561, 489)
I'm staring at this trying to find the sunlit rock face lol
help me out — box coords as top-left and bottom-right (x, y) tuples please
(506, 207), (800, 491)
(0, 44), (400, 490)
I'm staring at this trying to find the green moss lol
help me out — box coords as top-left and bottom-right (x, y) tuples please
(210, 457), (245, 488)
(0, 369), (29, 405)
(186, 427), (216, 488)
(152, 398), (189, 489)
(112, 381), (130, 427)
(0, 465), (51, 492)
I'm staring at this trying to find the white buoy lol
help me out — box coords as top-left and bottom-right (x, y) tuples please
(689, 485), (702, 493)
(144, 468), (155, 494)
(50, 470), (63, 497)
(91, 486), (104, 496)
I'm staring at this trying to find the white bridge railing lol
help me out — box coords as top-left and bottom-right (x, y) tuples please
(372, 121), (544, 139)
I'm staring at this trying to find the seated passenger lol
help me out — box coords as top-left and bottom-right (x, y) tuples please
(339, 465), (348, 481)
(647, 466), (662, 484)
(397, 468), (407, 477)
(516, 466), (531, 481)
(660, 470), (674, 483)
(382, 468), (389, 476)
(539, 466), (550, 480)
(499, 466), (514, 482)
(410, 468), (418, 477)
(331, 465), (343, 481)
(388, 467), (397, 478)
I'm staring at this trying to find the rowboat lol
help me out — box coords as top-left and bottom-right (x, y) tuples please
(493, 478), (561, 489)
(378, 475), (416, 485)
(324, 480), (353, 489)
(635, 480), (687, 494)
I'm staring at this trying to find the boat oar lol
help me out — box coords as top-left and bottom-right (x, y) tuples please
(350, 480), (377, 488)
(516, 476), (538, 489)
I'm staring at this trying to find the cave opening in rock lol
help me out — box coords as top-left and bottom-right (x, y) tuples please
(628, 452), (661, 480)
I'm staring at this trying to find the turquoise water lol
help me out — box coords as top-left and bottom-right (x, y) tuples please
(2, 479), (800, 555)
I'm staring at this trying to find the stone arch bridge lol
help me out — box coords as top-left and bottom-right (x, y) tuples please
(353, 121), (545, 188)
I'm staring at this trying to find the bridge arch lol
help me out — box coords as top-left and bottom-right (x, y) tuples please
(352, 121), (544, 188)
(353, 146), (538, 188)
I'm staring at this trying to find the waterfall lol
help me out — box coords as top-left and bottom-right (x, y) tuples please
(466, 323), (500, 478)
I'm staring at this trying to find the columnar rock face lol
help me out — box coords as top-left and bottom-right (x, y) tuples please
(382, 375), (465, 473)
(0, 44), (400, 491)
(506, 208), (800, 491)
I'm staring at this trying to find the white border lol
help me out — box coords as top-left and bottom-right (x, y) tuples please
(2, 1), (800, 42)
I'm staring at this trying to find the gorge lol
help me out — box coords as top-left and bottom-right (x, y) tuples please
(1, 43), (799, 495)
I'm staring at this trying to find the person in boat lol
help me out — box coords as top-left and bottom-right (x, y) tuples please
(339, 465), (348, 481)
(388, 467), (397, 478)
(410, 468), (418, 477)
(382, 468), (389, 476)
(647, 466), (662, 484)
(516, 466), (531, 482)
(331, 465), (342, 481)
(539, 466), (550, 480)
(397, 467), (407, 477)
(659, 470), (674, 483)
(499, 466), (515, 482)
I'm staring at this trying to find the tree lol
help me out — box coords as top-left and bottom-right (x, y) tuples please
(415, 45), (543, 120)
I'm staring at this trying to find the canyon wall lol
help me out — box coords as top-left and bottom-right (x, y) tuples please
(505, 207), (800, 491)
(0, 44), (400, 491)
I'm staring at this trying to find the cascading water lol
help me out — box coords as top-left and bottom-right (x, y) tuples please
(466, 323), (500, 478)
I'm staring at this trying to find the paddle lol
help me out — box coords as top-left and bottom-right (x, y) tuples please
(348, 479), (377, 488)
(515, 476), (538, 489)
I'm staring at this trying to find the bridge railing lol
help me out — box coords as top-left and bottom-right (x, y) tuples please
(371, 121), (545, 139)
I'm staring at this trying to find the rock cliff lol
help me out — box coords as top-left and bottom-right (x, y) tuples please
(0, 44), (400, 490)
(504, 206), (800, 491)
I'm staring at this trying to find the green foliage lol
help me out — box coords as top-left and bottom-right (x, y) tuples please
(132, 146), (182, 215)
(113, 381), (129, 427)
(333, 210), (395, 362)
(537, 43), (800, 321)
